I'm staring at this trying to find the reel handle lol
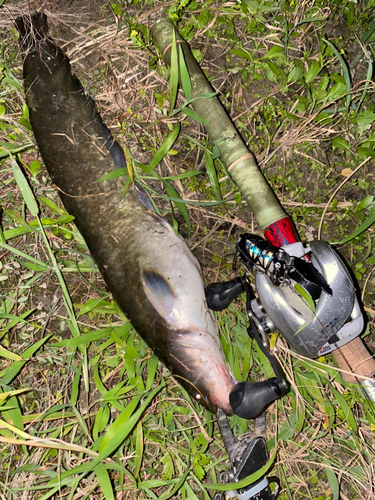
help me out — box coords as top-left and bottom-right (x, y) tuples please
(230, 378), (289, 420)
(205, 277), (246, 311)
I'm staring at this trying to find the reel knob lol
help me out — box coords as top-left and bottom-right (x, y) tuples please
(229, 378), (289, 420)
(205, 277), (246, 311)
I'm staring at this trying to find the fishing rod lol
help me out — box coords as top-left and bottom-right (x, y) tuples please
(152, 18), (375, 499)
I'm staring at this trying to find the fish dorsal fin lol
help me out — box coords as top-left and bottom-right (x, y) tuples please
(143, 269), (176, 322)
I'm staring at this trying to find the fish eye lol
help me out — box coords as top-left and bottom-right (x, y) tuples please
(194, 394), (201, 400)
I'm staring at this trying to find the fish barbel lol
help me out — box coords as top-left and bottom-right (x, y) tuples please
(16, 13), (234, 414)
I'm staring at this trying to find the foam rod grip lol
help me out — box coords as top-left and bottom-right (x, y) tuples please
(333, 338), (375, 383)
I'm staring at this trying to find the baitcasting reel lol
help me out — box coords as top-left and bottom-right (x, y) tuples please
(205, 235), (364, 419)
(237, 235), (364, 358)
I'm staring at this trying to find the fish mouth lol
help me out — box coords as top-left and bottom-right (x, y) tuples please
(194, 390), (234, 415)
(174, 374), (234, 415)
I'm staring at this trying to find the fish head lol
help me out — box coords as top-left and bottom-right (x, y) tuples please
(142, 268), (235, 415)
(160, 325), (236, 415)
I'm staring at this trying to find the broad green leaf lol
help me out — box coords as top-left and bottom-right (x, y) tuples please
(331, 137), (351, 152)
(28, 160), (42, 176)
(355, 109), (375, 125)
(231, 48), (252, 60)
(161, 451), (174, 480)
(357, 195), (374, 211)
(305, 60), (321, 84)
(287, 65), (304, 83)
(357, 147), (375, 159)
(326, 82), (347, 102)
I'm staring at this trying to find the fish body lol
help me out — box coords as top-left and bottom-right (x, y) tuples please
(16, 13), (234, 414)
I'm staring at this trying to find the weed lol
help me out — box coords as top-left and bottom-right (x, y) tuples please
(0, 1), (375, 499)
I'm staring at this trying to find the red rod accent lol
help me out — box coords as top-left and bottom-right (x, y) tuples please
(264, 217), (299, 246)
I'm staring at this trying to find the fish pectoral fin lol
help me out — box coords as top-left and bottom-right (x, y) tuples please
(143, 269), (176, 321)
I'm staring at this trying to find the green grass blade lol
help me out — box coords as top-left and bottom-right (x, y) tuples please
(94, 167), (127, 183)
(330, 385), (358, 432)
(1, 334), (52, 385)
(294, 283), (315, 312)
(325, 465), (340, 500)
(98, 385), (163, 455)
(163, 179), (191, 234)
(179, 45), (192, 102)
(145, 354), (159, 390)
(37, 216), (80, 338)
(182, 106), (211, 127)
(133, 421), (144, 479)
(142, 182), (230, 207)
(0, 345), (23, 361)
(355, 52), (373, 114)
(205, 447), (277, 491)
(52, 327), (113, 347)
(169, 30), (179, 113)
(329, 209), (375, 245)
(147, 123), (180, 171)
(204, 150), (222, 201)
(70, 362), (82, 407)
(323, 39), (352, 113)
(10, 154), (39, 217)
(94, 462), (115, 500)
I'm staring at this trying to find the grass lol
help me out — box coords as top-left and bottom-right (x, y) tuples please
(0, 0), (375, 499)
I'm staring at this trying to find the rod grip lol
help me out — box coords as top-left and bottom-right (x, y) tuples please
(332, 337), (375, 382)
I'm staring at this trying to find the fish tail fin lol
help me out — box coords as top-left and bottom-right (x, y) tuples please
(15, 13), (49, 51)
